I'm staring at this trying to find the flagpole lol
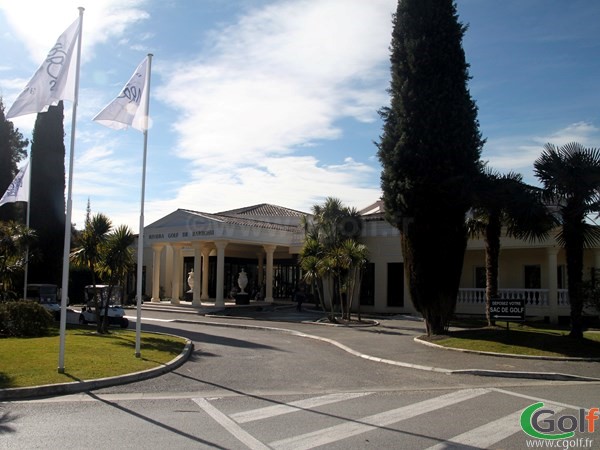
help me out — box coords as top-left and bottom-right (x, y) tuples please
(58, 6), (84, 374)
(23, 158), (32, 301)
(135, 53), (153, 358)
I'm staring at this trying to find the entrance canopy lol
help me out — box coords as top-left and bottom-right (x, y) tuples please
(145, 203), (307, 249)
(143, 204), (309, 306)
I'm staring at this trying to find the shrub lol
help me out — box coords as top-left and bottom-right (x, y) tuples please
(0, 301), (54, 337)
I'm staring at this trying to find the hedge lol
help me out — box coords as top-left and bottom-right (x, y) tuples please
(0, 301), (54, 337)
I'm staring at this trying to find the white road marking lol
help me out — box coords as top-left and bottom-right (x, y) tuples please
(490, 388), (586, 410)
(269, 388), (490, 450)
(192, 397), (271, 450)
(124, 316), (175, 322)
(231, 391), (374, 423)
(423, 407), (562, 450)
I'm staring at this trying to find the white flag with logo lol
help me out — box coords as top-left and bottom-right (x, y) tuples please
(0, 161), (30, 207)
(93, 57), (149, 131)
(6, 16), (81, 119)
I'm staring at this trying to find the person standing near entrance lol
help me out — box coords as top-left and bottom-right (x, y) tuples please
(294, 284), (306, 312)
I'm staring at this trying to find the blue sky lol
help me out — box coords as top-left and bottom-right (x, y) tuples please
(1, 0), (599, 231)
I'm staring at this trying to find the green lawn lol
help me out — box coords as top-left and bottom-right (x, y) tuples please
(0, 326), (187, 389)
(431, 321), (600, 358)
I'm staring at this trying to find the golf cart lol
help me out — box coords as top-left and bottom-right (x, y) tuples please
(79, 285), (129, 328)
(26, 283), (61, 320)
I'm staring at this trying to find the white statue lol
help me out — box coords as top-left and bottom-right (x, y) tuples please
(237, 268), (248, 294)
(187, 269), (194, 293)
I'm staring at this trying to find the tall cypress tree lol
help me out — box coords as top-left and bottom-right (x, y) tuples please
(0, 97), (29, 223)
(377, 0), (484, 335)
(28, 102), (66, 285)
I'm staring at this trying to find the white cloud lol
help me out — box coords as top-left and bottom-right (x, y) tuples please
(159, 0), (394, 169)
(0, 0), (149, 62)
(538, 122), (599, 147)
(145, 0), (394, 226)
(483, 121), (600, 185)
(2, 0), (394, 231)
(156, 154), (381, 218)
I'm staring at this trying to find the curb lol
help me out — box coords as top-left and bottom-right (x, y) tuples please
(0, 335), (194, 402)
(412, 336), (600, 382)
(3, 316), (598, 402)
(450, 369), (600, 382)
(171, 318), (600, 382)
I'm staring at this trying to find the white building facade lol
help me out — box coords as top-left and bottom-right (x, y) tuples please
(358, 201), (600, 323)
(139, 201), (600, 322)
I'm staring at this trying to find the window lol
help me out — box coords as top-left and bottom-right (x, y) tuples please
(557, 265), (565, 289)
(524, 265), (541, 289)
(474, 266), (486, 289)
(360, 263), (375, 306)
(387, 262), (404, 307)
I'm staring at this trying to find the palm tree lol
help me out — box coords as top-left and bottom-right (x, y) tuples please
(299, 237), (325, 310)
(70, 213), (111, 331)
(300, 197), (365, 322)
(339, 239), (369, 321)
(468, 169), (554, 326)
(327, 244), (348, 319)
(534, 142), (600, 339)
(0, 221), (36, 300)
(97, 225), (135, 333)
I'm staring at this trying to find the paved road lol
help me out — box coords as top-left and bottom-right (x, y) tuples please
(2, 383), (596, 449)
(137, 304), (600, 382)
(1, 310), (598, 449)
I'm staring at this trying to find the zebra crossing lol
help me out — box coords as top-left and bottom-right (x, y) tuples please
(192, 388), (588, 450)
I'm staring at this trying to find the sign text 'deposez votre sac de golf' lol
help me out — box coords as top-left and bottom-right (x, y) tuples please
(489, 298), (526, 322)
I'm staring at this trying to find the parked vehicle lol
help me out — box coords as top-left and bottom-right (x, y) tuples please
(25, 284), (61, 320)
(79, 285), (129, 328)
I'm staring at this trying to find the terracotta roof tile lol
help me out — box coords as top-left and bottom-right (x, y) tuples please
(217, 203), (307, 217)
(180, 209), (302, 232)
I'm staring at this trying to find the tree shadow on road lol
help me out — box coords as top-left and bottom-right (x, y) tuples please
(85, 391), (230, 449)
(0, 407), (18, 434)
(166, 372), (483, 449)
(355, 324), (425, 336)
(141, 322), (288, 352)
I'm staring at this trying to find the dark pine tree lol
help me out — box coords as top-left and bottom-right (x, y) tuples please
(377, 0), (484, 335)
(28, 102), (66, 285)
(0, 97), (29, 223)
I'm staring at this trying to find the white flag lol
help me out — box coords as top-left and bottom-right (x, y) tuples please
(6, 16), (81, 119)
(93, 57), (149, 131)
(0, 161), (30, 207)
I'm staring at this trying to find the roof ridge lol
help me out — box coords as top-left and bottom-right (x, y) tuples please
(217, 203), (308, 217)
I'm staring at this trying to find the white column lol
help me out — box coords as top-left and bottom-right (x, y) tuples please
(151, 244), (164, 303)
(201, 244), (211, 301)
(215, 241), (228, 307)
(263, 244), (276, 303)
(192, 243), (202, 306)
(165, 245), (174, 297)
(257, 251), (264, 297)
(171, 244), (182, 304)
(547, 247), (559, 324)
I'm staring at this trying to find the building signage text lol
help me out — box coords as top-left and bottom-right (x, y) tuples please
(147, 229), (215, 241)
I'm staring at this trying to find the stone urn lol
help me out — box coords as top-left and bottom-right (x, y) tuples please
(237, 268), (248, 294)
(187, 269), (194, 293)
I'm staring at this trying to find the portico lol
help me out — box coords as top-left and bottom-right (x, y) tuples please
(142, 204), (306, 306)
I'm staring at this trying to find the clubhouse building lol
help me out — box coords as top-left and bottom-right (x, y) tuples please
(140, 201), (600, 323)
